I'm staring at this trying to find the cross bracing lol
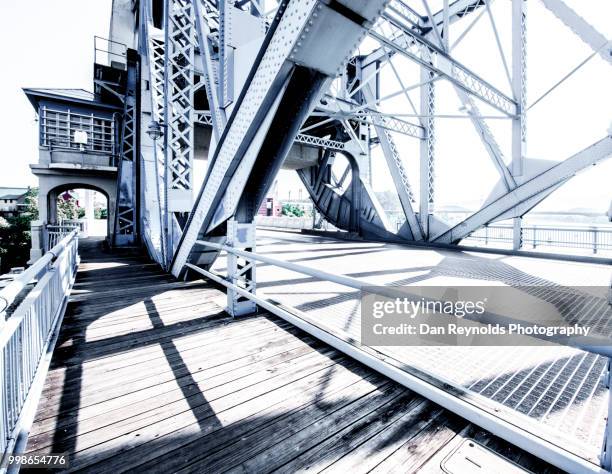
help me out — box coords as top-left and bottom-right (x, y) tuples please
(10, 1), (612, 472)
(127, 0), (611, 275)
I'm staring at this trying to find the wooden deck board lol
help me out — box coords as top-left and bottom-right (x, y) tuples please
(24, 239), (561, 473)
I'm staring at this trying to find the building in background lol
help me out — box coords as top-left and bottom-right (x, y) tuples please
(0, 187), (29, 218)
(258, 197), (282, 217)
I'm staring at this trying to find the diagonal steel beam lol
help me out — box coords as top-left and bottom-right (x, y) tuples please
(539, 0), (612, 67)
(432, 135), (612, 243)
(362, 83), (423, 240)
(455, 88), (516, 190)
(172, 0), (390, 277)
(370, 15), (517, 115)
(194, 0), (227, 141)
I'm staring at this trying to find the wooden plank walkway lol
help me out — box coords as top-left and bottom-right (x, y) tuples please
(24, 238), (560, 473)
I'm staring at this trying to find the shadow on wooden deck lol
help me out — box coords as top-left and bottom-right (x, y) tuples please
(22, 238), (562, 473)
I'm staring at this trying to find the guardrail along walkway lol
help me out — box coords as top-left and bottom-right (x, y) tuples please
(24, 238), (557, 473)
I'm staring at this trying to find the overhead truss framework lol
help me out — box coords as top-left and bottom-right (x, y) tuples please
(104, 1), (612, 470)
(129, 0), (611, 267)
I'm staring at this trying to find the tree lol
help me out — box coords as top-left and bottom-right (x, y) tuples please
(22, 187), (39, 220)
(0, 188), (39, 273)
(57, 195), (82, 221)
(282, 203), (305, 217)
(95, 207), (108, 219)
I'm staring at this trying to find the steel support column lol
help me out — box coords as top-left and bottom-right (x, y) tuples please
(512, 0), (527, 249)
(225, 219), (257, 317)
(163, 0), (196, 266)
(114, 50), (139, 246)
(419, 66), (436, 238)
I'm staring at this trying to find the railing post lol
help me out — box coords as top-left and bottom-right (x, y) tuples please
(592, 226), (598, 254)
(512, 219), (523, 250)
(532, 225), (537, 249)
(28, 221), (45, 265)
(226, 219), (257, 318)
(602, 359), (612, 471)
(0, 349), (5, 456)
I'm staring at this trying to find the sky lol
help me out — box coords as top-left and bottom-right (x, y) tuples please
(0, 0), (113, 188)
(0, 0), (610, 214)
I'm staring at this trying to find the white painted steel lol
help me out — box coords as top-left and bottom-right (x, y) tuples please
(185, 253), (607, 474)
(0, 230), (78, 463)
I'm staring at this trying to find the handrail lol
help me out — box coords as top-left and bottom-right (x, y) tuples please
(188, 239), (611, 473)
(466, 223), (612, 254)
(0, 229), (79, 463)
(0, 230), (78, 320)
(193, 238), (612, 356)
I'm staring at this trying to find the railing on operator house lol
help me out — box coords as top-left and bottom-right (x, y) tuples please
(40, 107), (117, 164)
(465, 224), (612, 254)
(94, 36), (127, 70)
(0, 230), (79, 463)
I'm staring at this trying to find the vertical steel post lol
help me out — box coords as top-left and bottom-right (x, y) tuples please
(113, 49), (139, 246)
(512, 0), (527, 249)
(226, 219), (257, 317)
(163, 0), (196, 267)
(419, 65), (436, 238)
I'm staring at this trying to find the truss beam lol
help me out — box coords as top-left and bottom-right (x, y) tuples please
(362, 82), (423, 240)
(114, 51), (139, 246)
(164, 0), (196, 206)
(455, 89), (516, 190)
(426, 0), (487, 34)
(539, 0), (612, 67)
(419, 66), (436, 237)
(138, 5), (167, 265)
(171, 0), (390, 277)
(195, 109), (348, 151)
(432, 136), (612, 244)
(369, 15), (517, 116)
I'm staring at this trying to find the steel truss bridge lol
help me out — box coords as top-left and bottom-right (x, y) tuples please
(101, 0), (612, 276)
(2, 0), (612, 472)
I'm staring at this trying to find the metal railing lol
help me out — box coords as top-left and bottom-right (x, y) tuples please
(45, 221), (88, 251)
(255, 215), (338, 232)
(40, 106), (117, 158)
(94, 36), (127, 69)
(59, 219), (88, 235)
(185, 232), (612, 473)
(256, 216), (314, 230)
(465, 224), (612, 254)
(0, 230), (79, 462)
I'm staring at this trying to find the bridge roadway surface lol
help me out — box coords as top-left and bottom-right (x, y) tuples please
(210, 229), (612, 467)
(22, 236), (563, 473)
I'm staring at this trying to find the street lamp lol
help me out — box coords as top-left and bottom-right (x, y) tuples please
(147, 121), (165, 141)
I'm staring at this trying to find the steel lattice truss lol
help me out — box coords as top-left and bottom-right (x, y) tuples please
(115, 95), (137, 240)
(165, 0), (196, 194)
(100, 1), (612, 471)
(128, 0), (611, 272)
